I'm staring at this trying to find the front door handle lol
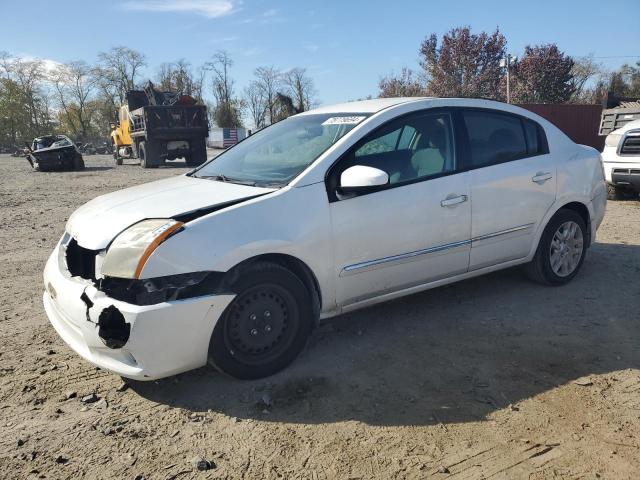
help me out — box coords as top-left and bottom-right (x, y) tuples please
(532, 172), (553, 184)
(440, 194), (468, 207)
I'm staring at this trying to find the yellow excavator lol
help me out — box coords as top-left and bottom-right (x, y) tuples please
(110, 82), (209, 168)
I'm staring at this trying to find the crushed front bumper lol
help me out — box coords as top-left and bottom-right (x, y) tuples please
(43, 243), (234, 380)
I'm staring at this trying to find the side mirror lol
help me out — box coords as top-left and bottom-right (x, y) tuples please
(109, 122), (116, 130)
(340, 165), (389, 192)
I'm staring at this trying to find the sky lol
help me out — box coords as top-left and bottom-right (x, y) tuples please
(1, 0), (639, 107)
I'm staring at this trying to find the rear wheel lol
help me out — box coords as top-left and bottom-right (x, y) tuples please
(208, 262), (313, 379)
(138, 141), (158, 169)
(185, 138), (207, 167)
(524, 209), (587, 286)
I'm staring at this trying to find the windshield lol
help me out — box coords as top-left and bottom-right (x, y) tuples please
(192, 113), (369, 186)
(33, 136), (71, 150)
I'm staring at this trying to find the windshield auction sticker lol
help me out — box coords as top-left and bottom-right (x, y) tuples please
(322, 116), (366, 125)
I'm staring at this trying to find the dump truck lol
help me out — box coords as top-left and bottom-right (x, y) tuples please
(110, 82), (209, 168)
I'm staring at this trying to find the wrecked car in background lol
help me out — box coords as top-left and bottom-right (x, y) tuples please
(27, 135), (85, 171)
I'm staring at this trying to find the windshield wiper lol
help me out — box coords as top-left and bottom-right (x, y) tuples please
(197, 174), (230, 181)
(196, 174), (257, 186)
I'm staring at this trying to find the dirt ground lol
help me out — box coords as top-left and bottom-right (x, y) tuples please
(0, 153), (639, 480)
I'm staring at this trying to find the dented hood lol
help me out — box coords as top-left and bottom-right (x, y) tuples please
(66, 175), (274, 250)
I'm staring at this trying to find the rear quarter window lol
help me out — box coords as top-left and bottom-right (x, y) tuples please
(524, 119), (548, 155)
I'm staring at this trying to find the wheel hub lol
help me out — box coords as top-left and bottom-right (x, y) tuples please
(549, 220), (583, 277)
(227, 288), (289, 355)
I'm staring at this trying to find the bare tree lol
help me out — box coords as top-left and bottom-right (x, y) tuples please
(1, 55), (51, 137)
(569, 55), (602, 102)
(243, 81), (267, 129)
(157, 59), (204, 99)
(253, 66), (281, 124)
(205, 51), (242, 127)
(0, 51), (12, 80)
(206, 51), (234, 106)
(95, 46), (146, 104)
(51, 61), (97, 140)
(283, 67), (316, 111)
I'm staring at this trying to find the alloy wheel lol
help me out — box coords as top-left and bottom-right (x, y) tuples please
(549, 220), (583, 277)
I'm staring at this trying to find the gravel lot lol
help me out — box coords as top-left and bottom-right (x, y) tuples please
(0, 153), (639, 479)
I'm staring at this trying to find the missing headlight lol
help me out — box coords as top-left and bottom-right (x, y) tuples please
(99, 271), (226, 306)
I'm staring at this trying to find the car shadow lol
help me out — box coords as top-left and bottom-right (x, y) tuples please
(81, 166), (113, 172)
(35, 166), (114, 173)
(116, 160), (193, 169)
(132, 241), (640, 426)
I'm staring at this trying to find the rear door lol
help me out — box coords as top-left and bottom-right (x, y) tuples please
(461, 109), (556, 270)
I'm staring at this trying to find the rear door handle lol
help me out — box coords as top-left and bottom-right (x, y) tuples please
(532, 172), (553, 184)
(440, 194), (468, 207)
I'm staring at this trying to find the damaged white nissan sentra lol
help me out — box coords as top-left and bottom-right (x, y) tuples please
(44, 98), (607, 380)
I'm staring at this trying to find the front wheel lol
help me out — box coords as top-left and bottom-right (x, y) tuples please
(607, 184), (636, 200)
(208, 262), (313, 379)
(113, 145), (123, 165)
(524, 209), (587, 286)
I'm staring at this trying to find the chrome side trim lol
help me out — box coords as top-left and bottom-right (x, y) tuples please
(341, 223), (536, 276)
(471, 223), (534, 243)
(341, 239), (471, 277)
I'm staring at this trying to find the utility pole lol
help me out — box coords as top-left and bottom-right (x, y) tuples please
(500, 54), (512, 103)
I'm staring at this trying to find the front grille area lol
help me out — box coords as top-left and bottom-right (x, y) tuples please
(65, 238), (99, 280)
(620, 136), (640, 155)
(613, 168), (640, 175)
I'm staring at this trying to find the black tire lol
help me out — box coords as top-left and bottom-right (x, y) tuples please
(185, 138), (207, 167)
(524, 209), (588, 286)
(113, 145), (123, 165)
(138, 141), (157, 169)
(607, 184), (627, 200)
(208, 262), (313, 379)
(73, 154), (85, 171)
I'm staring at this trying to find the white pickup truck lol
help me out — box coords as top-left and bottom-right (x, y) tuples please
(602, 119), (640, 200)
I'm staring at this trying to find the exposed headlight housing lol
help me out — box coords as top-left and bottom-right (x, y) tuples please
(605, 134), (621, 148)
(101, 219), (184, 279)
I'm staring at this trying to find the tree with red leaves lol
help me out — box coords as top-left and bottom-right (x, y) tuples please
(510, 44), (575, 103)
(419, 27), (506, 99)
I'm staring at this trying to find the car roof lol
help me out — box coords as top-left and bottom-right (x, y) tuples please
(299, 97), (432, 115)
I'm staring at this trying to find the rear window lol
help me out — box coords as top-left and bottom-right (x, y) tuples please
(463, 111), (527, 167)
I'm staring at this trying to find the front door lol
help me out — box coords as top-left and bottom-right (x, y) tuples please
(326, 110), (472, 307)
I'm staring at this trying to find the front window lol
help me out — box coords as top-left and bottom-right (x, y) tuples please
(192, 113), (369, 187)
(342, 111), (456, 185)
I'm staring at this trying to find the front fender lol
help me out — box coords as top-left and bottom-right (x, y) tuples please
(139, 183), (336, 311)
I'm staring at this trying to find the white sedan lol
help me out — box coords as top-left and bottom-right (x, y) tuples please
(43, 98), (607, 380)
